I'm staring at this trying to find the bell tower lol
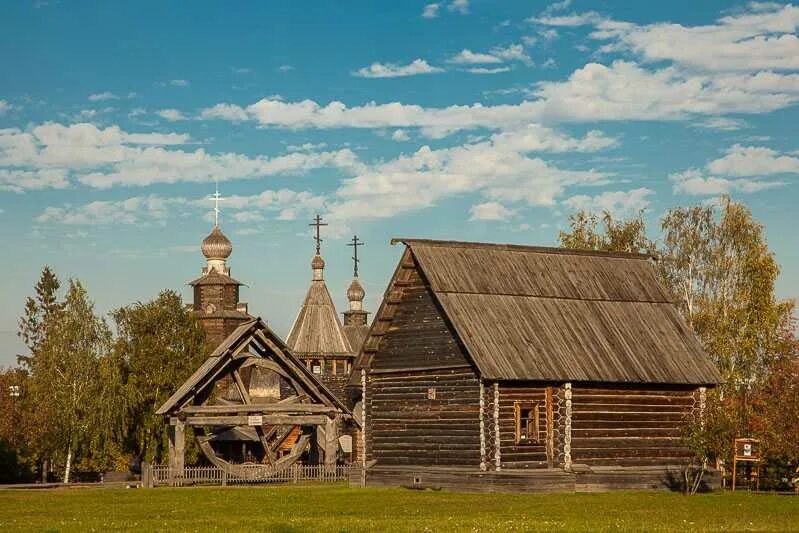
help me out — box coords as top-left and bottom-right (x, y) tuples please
(189, 184), (250, 347)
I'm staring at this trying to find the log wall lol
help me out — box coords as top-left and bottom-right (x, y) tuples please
(570, 385), (697, 467)
(366, 369), (481, 467)
(370, 266), (472, 372)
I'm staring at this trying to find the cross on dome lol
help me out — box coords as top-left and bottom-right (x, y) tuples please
(309, 214), (328, 255)
(348, 235), (364, 277)
(210, 180), (224, 227)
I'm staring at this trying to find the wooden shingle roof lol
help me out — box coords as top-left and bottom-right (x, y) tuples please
(286, 265), (353, 357)
(384, 239), (720, 385)
(156, 318), (350, 416)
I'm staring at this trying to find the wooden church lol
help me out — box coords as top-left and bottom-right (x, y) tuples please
(349, 239), (721, 492)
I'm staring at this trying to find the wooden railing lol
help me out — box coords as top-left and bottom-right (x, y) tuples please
(145, 463), (360, 487)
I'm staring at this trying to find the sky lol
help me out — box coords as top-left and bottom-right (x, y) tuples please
(1, 0), (798, 366)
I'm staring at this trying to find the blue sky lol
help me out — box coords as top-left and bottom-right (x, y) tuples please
(1, 0), (798, 365)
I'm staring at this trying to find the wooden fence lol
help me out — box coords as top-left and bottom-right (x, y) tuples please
(144, 463), (361, 488)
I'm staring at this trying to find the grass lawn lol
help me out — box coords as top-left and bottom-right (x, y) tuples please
(0, 485), (796, 532)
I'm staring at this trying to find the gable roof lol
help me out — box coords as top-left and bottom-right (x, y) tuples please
(156, 318), (350, 416)
(287, 276), (353, 356)
(356, 239), (720, 385)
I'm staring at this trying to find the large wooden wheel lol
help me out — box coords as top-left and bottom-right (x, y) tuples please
(194, 355), (316, 477)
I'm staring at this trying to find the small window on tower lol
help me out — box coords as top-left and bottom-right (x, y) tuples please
(514, 402), (540, 445)
(312, 360), (322, 375)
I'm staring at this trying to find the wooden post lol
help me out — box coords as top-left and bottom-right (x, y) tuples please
(479, 380), (486, 471)
(168, 417), (185, 484)
(361, 368), (367, 469)
(142, 461), (152, 488)
(324, 416), (338, 471)
(545, 387), (554, 468)
(698, 386), (707, 430)
(493, 382), (501, 471)
(563, 383), (572, 471)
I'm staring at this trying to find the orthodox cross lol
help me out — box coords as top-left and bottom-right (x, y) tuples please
(309, 214), (328, 255)
(348, 235), (364, 277)
(210, 181), (224, 227)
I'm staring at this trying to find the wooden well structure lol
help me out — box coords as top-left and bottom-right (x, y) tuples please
(350, 239), (721, 492)
(157, 318), (355, 477)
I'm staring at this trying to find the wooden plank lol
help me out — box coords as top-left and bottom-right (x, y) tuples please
(184, 414), (328, 426)
(181, 404), (336, 414)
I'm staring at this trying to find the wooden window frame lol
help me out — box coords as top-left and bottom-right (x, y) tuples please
(514, 401), (540, 445)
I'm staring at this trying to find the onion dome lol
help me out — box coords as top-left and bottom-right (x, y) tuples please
(311, 254), (325, 270)
(347, 278), (365, 302)
(201, 226), (232, 260)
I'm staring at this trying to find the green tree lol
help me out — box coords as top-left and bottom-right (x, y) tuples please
(112, 290), (205, 464)
(28, 280), (112, 482)
(661, 198), (795, 396)
(559, 210), (656, 254)
(17, 266), (63, 368)
(660, 197), (797, 465)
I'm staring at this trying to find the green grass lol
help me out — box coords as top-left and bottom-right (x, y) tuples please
(0, 485), (796, 532)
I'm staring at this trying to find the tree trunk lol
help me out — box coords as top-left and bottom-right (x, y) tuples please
(64, 447), (72, 484)
(41, 458), (49, 483)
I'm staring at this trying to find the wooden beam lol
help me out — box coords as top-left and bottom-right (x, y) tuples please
(324, 416), (338, 469)
(168, 417), (185, 481)
(232, 369), (251, 404)
(493, 382), (501, 471)
(181, 404), (337, 415)
(564, 382), (573, 471)
(546, 386), (554, 468)
(479, 379), (486, 471)
(184, 414), (327, 426)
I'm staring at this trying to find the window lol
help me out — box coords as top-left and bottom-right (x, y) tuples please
(514, 401), (540, 445)
(311, 360), (322, 375)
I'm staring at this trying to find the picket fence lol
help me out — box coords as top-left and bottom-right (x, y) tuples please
(144, 463), (360, 487)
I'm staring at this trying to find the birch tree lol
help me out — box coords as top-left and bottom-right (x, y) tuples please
(28, 280), (110, 482)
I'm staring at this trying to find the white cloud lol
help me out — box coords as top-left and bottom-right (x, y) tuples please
(327, 126), (615, 222)
(0, 168), (69, 193)
(35, 188), (327, 227)
(670, 168), (785, 195)
(465, 67), (512, 75)
(0, 122), (361, 190)
(530, 11), (605, 27)
(469, 201), (515, 221)
(706, 144), (799, 177)
(531, 61), (799, 122)
(449, 49), (504, 65)
(170, 79), (190, 87)
(88, 92), (120, 102)
(201, 61), (799, 136)
(286, 142), (328, 152)
(562, 187), (654, 217)
(692, 117), (749, 131)
(199, 103), (250, 122)
(391, 129), (410, 141)
(354, 59), (444, 78)
(422, 3), (440, 18)
(448, 44), (531, 65)
(277, 65), (294, 72)
(36, 195), (185, 226)
(156, 109), (187, 121)
(448, 0), (469, 15)
(591, 4), (799, 72)
(0, 100), (11, 115)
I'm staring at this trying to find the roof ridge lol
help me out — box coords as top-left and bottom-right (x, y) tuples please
(391, 238), (657, 261)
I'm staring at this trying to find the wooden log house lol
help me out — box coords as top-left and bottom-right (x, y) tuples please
(350, 239), (721, 492)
